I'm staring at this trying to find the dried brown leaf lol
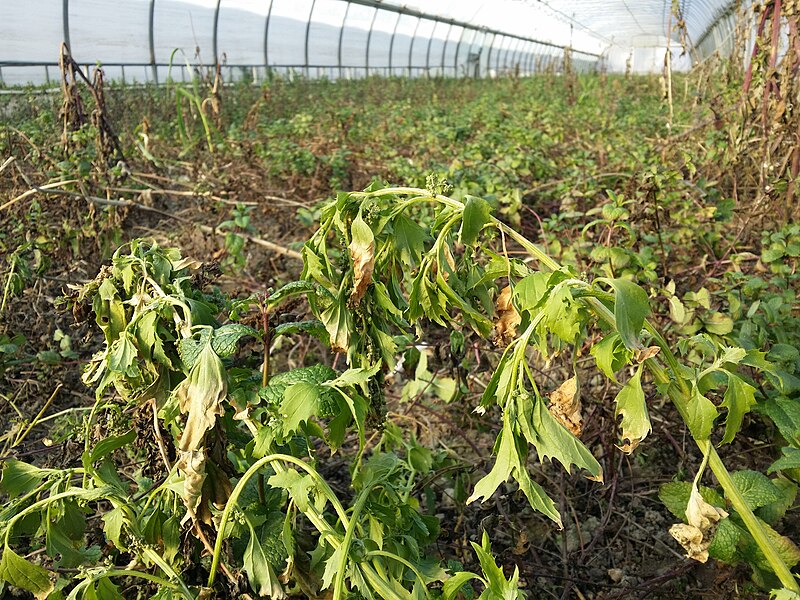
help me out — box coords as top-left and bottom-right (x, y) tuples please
(669, 484), (728, 562)
(348, 214), (375, 305)
(177, 449), (207, 524)
(491, 286), (521, 347)
(634, 346), (661, 363)
(548, 376), (582, 436)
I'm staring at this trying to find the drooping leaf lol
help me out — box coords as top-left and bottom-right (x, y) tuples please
(768, 447), (800, 474)
(349, 212), (375, 305)
(0, 460), (50, 499)
(720, 374), (756, 445)
(243, 522), (286, 599)
(708, 517), (742, 563)
(176, 343), (227, 452)
(685, 384), (717, 441)
(0, 547), (55, 599)
(613, 365), (651, 453)
(600, 278), (650, 350)
(590, 333), (630, 383)
(491, 286), (520, 348)
(668, 483), (728, 563)
(547, 377), (582, 436)
(460, 196), (492, 246)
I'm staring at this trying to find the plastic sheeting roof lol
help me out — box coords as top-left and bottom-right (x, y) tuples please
(390, 0), (734, 52)
(0, 0), (740, 85)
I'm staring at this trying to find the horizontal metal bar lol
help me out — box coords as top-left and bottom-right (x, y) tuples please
(335, 0), (600, 57)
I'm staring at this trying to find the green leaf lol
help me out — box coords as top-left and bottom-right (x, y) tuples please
(175, 342), (227, 452)
(768, 447), (800, 474)
(466, 424), (516, 505)
(392, 213), (428, 267)
(443, 572), (480, 600)
(658, 481), (726, 521)
(0, 460), (50, 499)
(729, 471), (783, 511)
(590, 333), (630, 383)
(685, 384), (717, 441)
(273, 320), (328, 341)
(771, 589), (800, 600)
(243, 522), (285, 599)
(542, 286), (581, 344)
(460, 196), (492, 246)
(514, 272), (550, 313)
(720, 374), (756, 445)
(83, 578), (124, 600)
(88, 429), (136, 465)
(212, 324), (259, 357)
(741, 517), (800, 573)
(525, 395), (603, 481)
(599, 278), (650, 350)
(762, 397), (800, 447)
(703, 312), (734, 336)
(613, 365), (651, 453)
(756, 479), (797, 525)
(102, 507), (128, 551)
(708, 517), (742, 563)
(0, 547), (55, 599)
(279, 382), (320, 434)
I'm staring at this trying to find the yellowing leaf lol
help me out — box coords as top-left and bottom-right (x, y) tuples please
(614, 365), (651, 453)
(548, 376), (582, 436)
(176, 343), (227, 452)
(348, 212), (375, 305)
(176, 449), (207, 524)
(491, 286), (521, 348)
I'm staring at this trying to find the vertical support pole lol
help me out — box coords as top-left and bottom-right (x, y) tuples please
(45, 65), (51, 85)
(388, 11), (401, 75)
(495, 35), (504, 73)
(149, 0), (157, 83)
(365, 6), (378, 75)
(264, 0), (274, 75)
(305, 0), (317, 78)
(212, 0), (221, 66)
(62, 0), (71, 51)
(453, 26), (467, 77)
(466, 28), (479, 78)
(440, 22), (453, 77)
(425, 19), (439, 77)
(486, 32), (497, 77)
(527, 43), (538, 74)
(121, 64), (126, 85)
(508, 38), (523, 72)
(407, 16), (421, 77)
(337, 1), (351, 80)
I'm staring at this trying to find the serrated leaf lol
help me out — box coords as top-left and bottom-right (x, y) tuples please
(177, 329), (212, 371)
(212, 324), (259, 357)
(0, 547), (54, 599)
(392, 213), (428, 267)
(685, 384), (717, 441)
(279, 382), (320, 434)
(542, 286), (581, 343)
(756, 479), (797, 525)
(708, 517), (742, 563)
(524, 395), (603, 482)
(729, 470), (783, 511)
(614, 365), (651, 453)
(741, 518), (800, 573)
(590, 333), (630, 383)
(460, 196), (492, 246)
(720, 374), (756, 445)
(658, 482), (726, 521)
(514, 272), (550, 313)
(599, 278), (650, 350)
(273, 320), (328, 341)
(762, 396), (800, 447)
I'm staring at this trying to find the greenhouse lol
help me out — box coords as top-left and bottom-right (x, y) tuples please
(1, 1), (799, 599)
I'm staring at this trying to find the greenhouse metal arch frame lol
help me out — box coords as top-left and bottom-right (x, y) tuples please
(0, 0), (602, 87)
